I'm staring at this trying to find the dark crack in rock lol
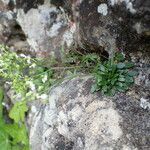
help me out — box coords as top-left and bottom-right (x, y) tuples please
(16, 0), (44, 13)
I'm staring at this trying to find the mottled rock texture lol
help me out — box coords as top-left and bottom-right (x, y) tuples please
(16, 0), (45, 13)
(17, 0), (76, 59)
(29, 76), (150, 150)
(0, 0), (30, 53)
(0, 0), (150, 58)
(73, 0), (150, 57)
(0, 1), (150, 150)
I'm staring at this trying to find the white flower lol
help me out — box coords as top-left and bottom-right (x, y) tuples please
(15, 54), (19, 58)
(27, 58), (31, 64)
(29, 63), (36, 68)
(20, 54), (27, 58)
(35, 93), (40, 98)
(0, 60), (4, 66)
(31, 106), (37, 113)
(42, 74), (48, 83)
(30, 84), (36, 91)
(38, 86), (43, 91)
(5, 81), (12, 85)
(26, 91), (33, 97)
(2, 102), (9, 109)
(39, 94), (48, 100)
(26, 81), (36, 91)
(20, 54), (31, 64)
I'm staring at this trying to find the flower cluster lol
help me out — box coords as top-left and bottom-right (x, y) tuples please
(0, 45), (54, 104)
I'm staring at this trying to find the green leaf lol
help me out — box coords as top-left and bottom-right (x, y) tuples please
(9, 101), (28, 123)
(0, 131), (11, 150)
(4, 123), (29, 145)
(91, 84), (97, 93)
(116, 86), (126, 92)
(122, 84), (129, 90)
(0, 87), (4, 119)
(128, 71), (138, 77)
(0, 87), (4, 102)
(125, 76), (134, 83)
(115, 53), (125, 61)
(117, 63), (125, 69)
(12, 145), (21, 150)
(97, 76), (102, 83)
(111, 64), (117, 74)
(102, 85), (108, 92)
(99, 65), (105, 72)
(117, 82), (123, 87)
(125, 62), (134, 68)
(107, 89), (116, 96)
(118, 77), (125, 82)
(111, 79), (117, 85)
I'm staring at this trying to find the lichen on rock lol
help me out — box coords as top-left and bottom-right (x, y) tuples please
(29, 76), (150, 150)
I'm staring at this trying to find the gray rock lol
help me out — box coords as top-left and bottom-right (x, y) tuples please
(0, 3), (30, 53)
(29, 76), (150, 150)
(0, 10), (15, 43)
(140, 98), (150, 110)
(16, 0), (45, 13)
(16, 1), (75, 59)
(1, 0), (149, 58)
(73, 0), (150, 57)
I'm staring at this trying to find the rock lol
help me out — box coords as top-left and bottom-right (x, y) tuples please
(0, 2), (30, 53)
(129, 51), (150, 89)
(29, 76), (150, 150)
(16, 0), (75, 59)
(0, 10), (15, 43)
(1, 0), (149, 59)
(73, 0), (150, 57)
(16, 0), (45, 13)
(76, 0), (117, 58)
(0, 1), (8, 11)
(0, 0), (75, 58)
(140, 98), (150, 110)
(108, 0), (150, 52)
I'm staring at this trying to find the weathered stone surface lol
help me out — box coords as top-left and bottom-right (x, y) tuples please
(16, 1), (75, 59)
(0, 0), (149, 58)
(76, 0), (116, 57)
(29, 76), (150, 150)
(73, 0), (150, 57)
(0, 0), (30, 53)
(0, 10), (14, 43)
(109, 0), (150, 52)
(16, 0), (44, 13)
(0, 0), (75, 59)
(0, 1), (150, 150)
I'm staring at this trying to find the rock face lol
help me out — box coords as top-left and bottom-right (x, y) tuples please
(0, 0), (76, 59)
(74, 0), (150, 57)
(0, 1), (30, 53)
(16, 1), (75, 58)
(16, 0), (45, 13)
(29, 76), (150, 150)
(0, 0), (150, 58)
(0, 1), (150, 150)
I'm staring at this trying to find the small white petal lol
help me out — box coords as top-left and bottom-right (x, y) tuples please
(29, 63), (36, 68)
(20, 54), (27, 58)
(31, 106), (37, 113)
(27, 58), (31, 64)
(39, 94), (48, 100)
(42, 74), (48, 83)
